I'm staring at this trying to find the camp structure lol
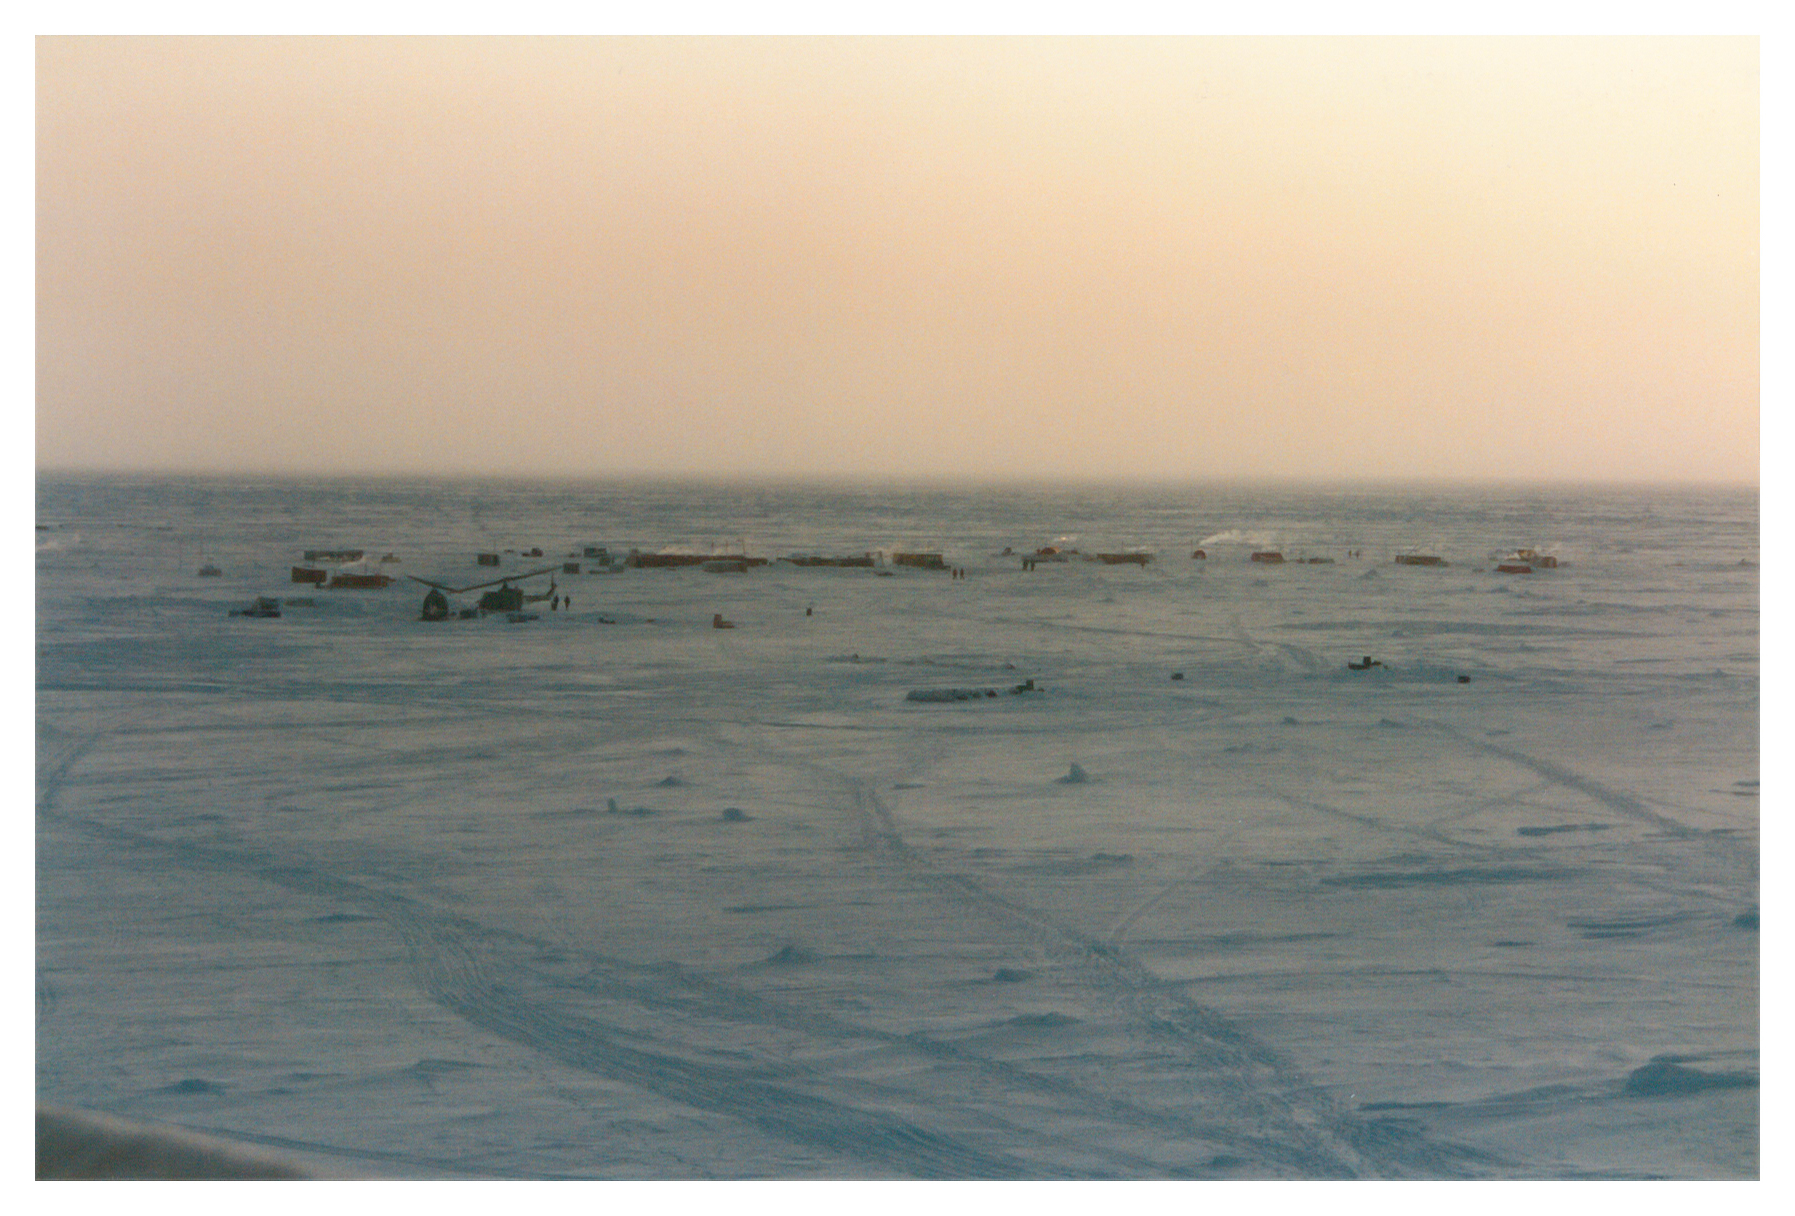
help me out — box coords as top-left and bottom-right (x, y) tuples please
(1096, 552), (1152, 566)
(1395, 554), (1448, 567)
(781, 553), (876, 568)
(291, 566), (328, 585)
(328, 572), (395, 589)
(630, 549), (770, 569)
(1191, 549), (1207, 560)
(893, 552), (948, 570)
(629, 552), (710, 568)
(406, 565), (559, 618)
(1250, 551), (1284, 564)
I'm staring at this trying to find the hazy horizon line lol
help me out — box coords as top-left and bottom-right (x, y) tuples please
(35, 465), (1761, 494)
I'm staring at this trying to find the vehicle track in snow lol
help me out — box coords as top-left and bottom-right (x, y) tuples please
(1413, 718), (1697, 838)
(783, 751), (1492, 1178)
(38, 730), (1190, 1178)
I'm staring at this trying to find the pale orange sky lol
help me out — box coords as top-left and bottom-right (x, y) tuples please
(35, 36), (1759, 483)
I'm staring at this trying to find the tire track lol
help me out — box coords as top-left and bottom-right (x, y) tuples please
(1416, 719), (1694, 837)
(36, 702), (1088, 1176)
(1257, 787), (1512, 857)
(38, 806), (1077, 1179)
(841, 776), (1489, 1178)
(1103, 825), (1242, 950)
(739, 728), (1497, 1177)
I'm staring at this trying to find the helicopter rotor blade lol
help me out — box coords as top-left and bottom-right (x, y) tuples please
(410, 565), (564, 595)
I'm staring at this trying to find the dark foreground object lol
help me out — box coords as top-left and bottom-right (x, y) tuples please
(37, 1105), (313, 1179)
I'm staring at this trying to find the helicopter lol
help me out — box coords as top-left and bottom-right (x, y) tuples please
(407, 566), (561, 620)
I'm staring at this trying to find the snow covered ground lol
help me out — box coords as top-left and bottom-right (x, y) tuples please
(35, 476), (1758, 1178)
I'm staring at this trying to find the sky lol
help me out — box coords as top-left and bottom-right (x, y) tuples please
(34, 35), (1760, 484)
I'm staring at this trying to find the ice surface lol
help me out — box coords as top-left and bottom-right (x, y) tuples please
(35, 476), (1757, 1178)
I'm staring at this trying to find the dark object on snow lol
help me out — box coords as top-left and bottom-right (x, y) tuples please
(606, 798), (653, 817)
(1191, 549), (1206, 559)
(379, 553), (400, 563)
(1347, 655), (1384, 670)
(1057, 763), (1089, 784)
(1170, 671), (1184, 680)
(197, 564), (221, 577)
(907, 687), (994, 702)
(230, 597), (281, 618)
(477, 552), (500, 566)
(721, 807), (749, 822)
(1250, 551), (1284, 564)
(909, 682), (1035, 702)
(893, 552), (948, 570)
(713, 612), (735, 629)
(458, 607), (479, 619)
(1622, 1056), (1756, 1097)
(419, 587), (449, 621)
(1458, 674), (1471, 683)
(1097, 552), (1152, 565)
(291, 566), (328, 584)
(992, 968), (1033, 983)
(563, 562), (580, 574)
(1734, 907), (1758, 930)
(1395, 554), (1447, 567)
(1496, 563), (1534, 574)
